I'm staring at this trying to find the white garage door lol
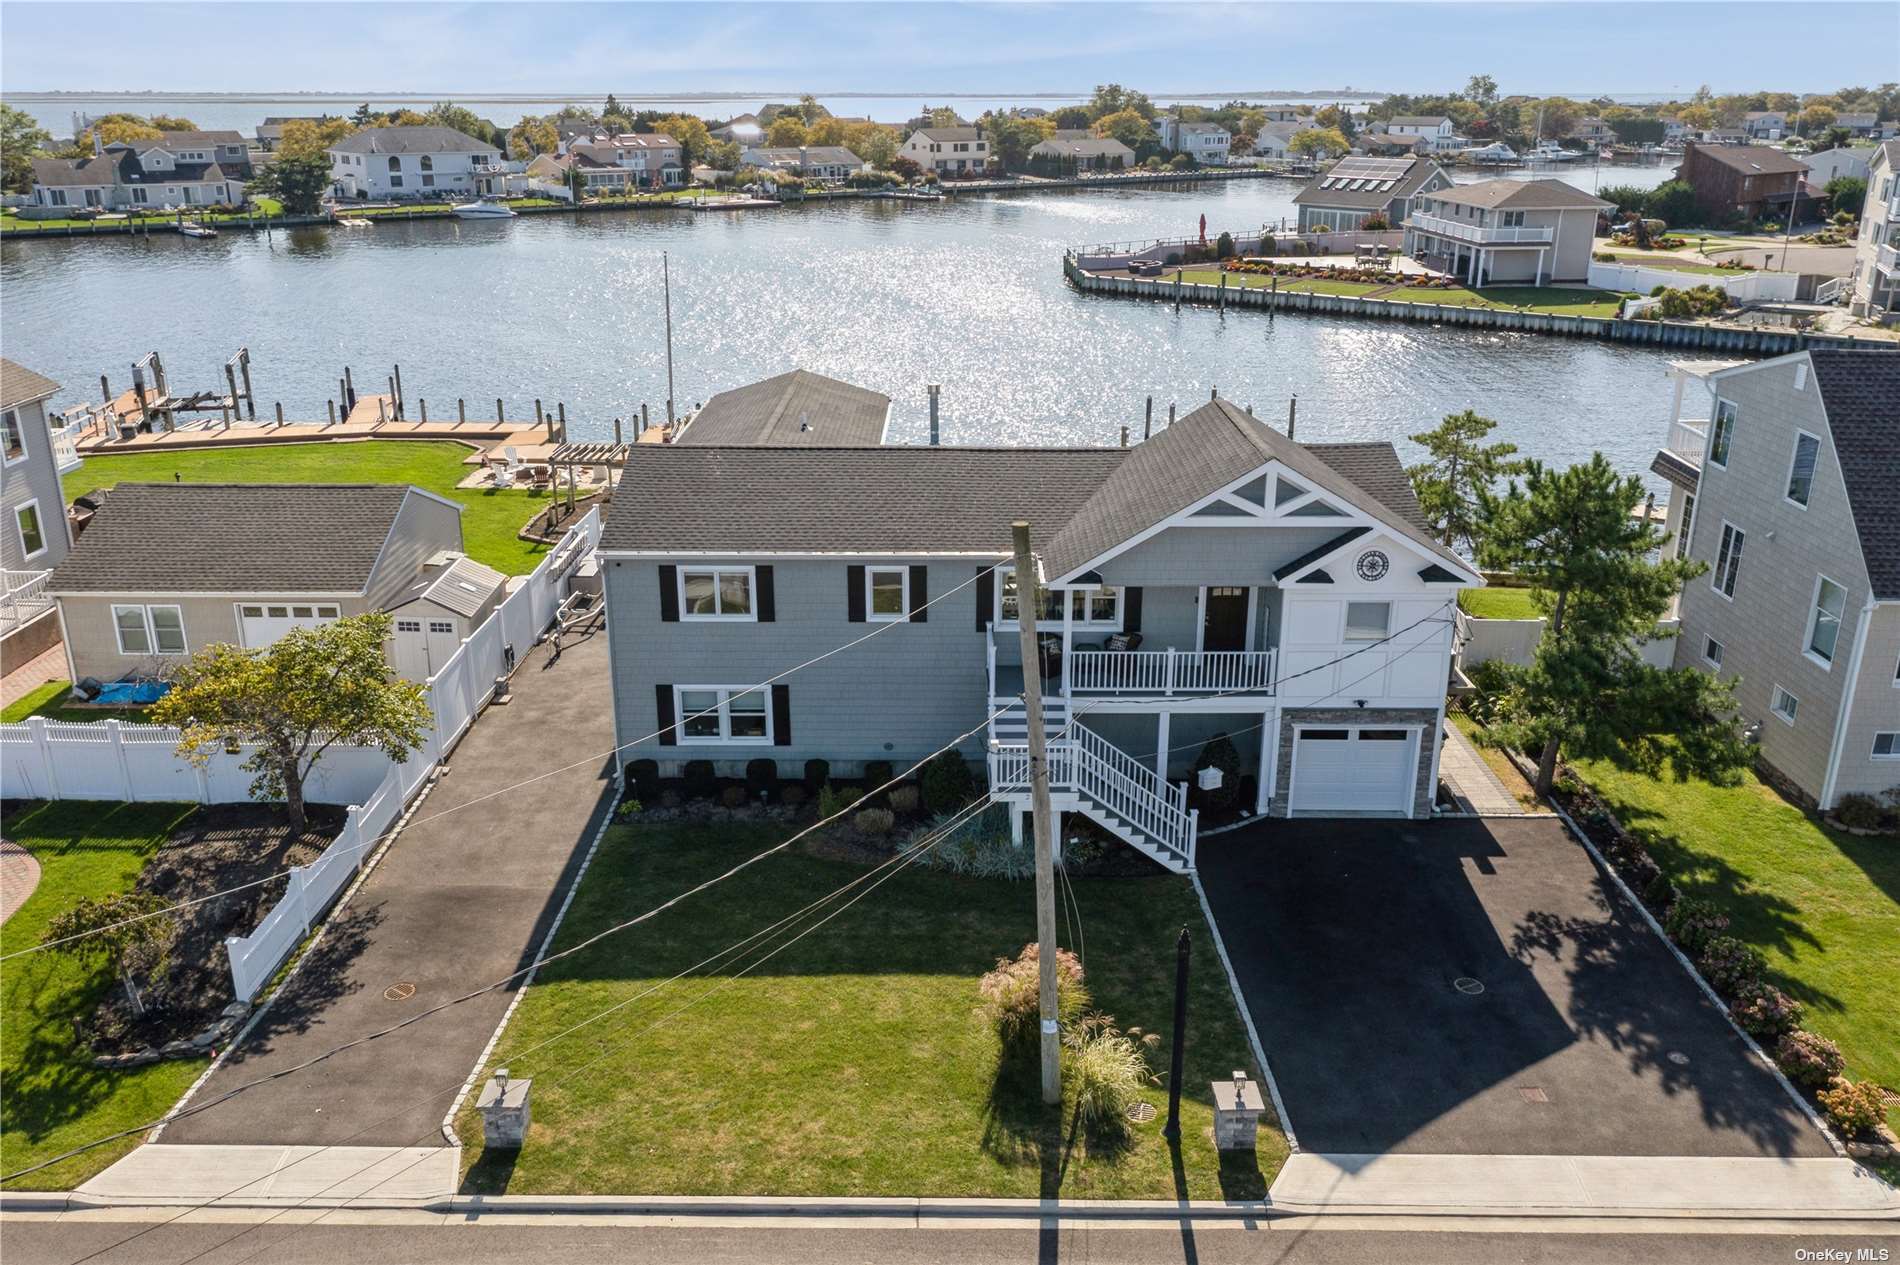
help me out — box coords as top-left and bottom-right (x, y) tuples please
(237, 603), (340, 649)
(1288, 727), (1417, 815)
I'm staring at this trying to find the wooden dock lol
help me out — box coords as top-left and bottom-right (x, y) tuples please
(75, 411), (556, 463)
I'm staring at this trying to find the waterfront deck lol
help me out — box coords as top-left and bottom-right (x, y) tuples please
(74, 413), (553, 461)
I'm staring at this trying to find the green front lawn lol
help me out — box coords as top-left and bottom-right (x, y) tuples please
(65, 441), (552, 574)
(1471, 286), (1630, 317)
(1, 801), (205, 1190)
(1, 681), (152, 725)
(1458, 587), (1544, 620)
(1574, 759), (1900, 1109)
(455, 821), (1283, 1199)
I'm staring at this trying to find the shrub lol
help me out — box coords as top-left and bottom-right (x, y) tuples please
(627, 758), (661, 802)
(1697, 935), (1768, 998)
(744, 757), (778, 800)
(1774, 1029), (1846, 1088)
(1816, 1077), (1887, 1136)
(916, 806), (1034, 878)
(1729, 981), (1803, 1039)
(817, 783), (863, 820)
(780, 784), (808, 807)
(720, 785), (749, 809)
(803, 758), (830, 791)
(1167, 153), (1193, 171)
(854, 807), (895, 836)
(1834, 792), (1883, 830)
(681, 759), (717, 800)
(979, 943), (1089, 1054)
(888, 785), (921, 814)
(1593, 250), (1616, 262)
(1064, 1014), (1161, 1139)
(1642, 871), (1680, 913)
(1215, 230), (1236, 259)
(1193, 733), (1244, 811)
(1361, 212), (1389, 231)
(864, 759), (895, 792)
(1664, 897), (1730, 954)
(921, 750), (978, 812)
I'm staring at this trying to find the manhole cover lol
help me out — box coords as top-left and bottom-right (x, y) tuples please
(384, 982), (416, 1001)
(1126, 1102), (1157, 1124)
(1667, 1051), (1690, 1066)
(1453, 977), (1485, 995)
(1518, 1086), (1549, 1103)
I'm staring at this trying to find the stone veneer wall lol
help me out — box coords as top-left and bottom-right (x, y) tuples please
(1270, 706), (1442, 819)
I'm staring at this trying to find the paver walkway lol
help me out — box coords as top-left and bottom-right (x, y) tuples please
(0, 839), (43, 925)
(0, 643), (67, 710)
(1437, 723), (1524, 816)
(158, 626), (616, 1150)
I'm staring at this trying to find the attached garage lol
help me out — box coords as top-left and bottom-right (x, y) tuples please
(237, 602), (341, 648)
(1287, 726), (1419, 815)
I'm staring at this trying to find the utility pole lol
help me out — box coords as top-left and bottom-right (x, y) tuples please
(1011, 520), (1063, 1106)
(663, 251), (677, 425)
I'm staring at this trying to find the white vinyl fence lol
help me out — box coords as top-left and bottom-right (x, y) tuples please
(1588, 261), (1801, 304)
(0, 507), (601, 1001)
(1457, 612), (1681, 672)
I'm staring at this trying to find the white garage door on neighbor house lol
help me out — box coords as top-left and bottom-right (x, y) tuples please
(1288, 726), (1418, 815)
(237, 602), (340, 648)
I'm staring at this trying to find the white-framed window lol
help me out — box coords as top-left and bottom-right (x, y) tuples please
(112, 604), (186, 655)
(995, 566), (1059, 627)
(1675, 493), (1696, 560)
(676, 685), (771, 744)
(1067, 586), (1121, 628)
(1708, 399), (1736, 468)
(429, 620), (455, 634)
(13, 499), (46, 559)
(396, 619), (422, 633)
(389, 175), (404, 188)
(2, 409), (24, 464)
(680, 566), (755, 620)
(1344, 601), (1392, 641)
(1805, 576), (1847, 666)
(1703, 635), (1724, 669)
(866, 566), (909, 622)
(1712, 522), (1745, 599)
(1770, 685), (1798, 725)
(1786, 432), (1820, 507)
(1873, 732), (1900, 760)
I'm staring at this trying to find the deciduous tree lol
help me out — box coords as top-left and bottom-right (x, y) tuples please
(41, 893), (176, 1017)
(508, 117), (558, 161)
(1, 103), (53, 193)
(766, 115), (809, 147)
(1290, 127), (1349, 158)
(1092, 108), (1156, 152)
(1406, 409), (1526, 553)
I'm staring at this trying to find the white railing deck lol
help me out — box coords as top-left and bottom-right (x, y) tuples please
(1879, 242), (1899, 274)
(1, 569), (54, 636)
(1066, 647), (1276, 695)
(1406, 212), (1555, 244)
(1665, 418), (1708, 462)
(989, 729), (1197, 871)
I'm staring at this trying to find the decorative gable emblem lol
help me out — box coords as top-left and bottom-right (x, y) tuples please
(1354, 550), (1390, 582)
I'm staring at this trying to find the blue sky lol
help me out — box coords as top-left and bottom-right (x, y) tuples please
(2, 2), (1895, 97)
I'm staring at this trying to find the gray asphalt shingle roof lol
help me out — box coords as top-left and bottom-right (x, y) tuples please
(48, 484), (432, 595)
(1422, 178), (1611, 211)
(1293, 156), (1444, 209)
(1, 358), (61, 411)
(1808, 351), (1900, 601)
(328, 126), (499, 156)
(675, 370), (891, 447)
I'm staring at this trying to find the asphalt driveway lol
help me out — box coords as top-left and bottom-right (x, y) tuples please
(1197, 817), (1830, 1158)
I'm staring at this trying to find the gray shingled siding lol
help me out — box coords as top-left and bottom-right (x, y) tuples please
(606, 556), (992, 777)
(1095, 524), (1345, 587)
(1671, 358), (1868, 803)
(1270, 706), (1440, 818)
(1834, 605), (1900, 801)
(1, 397), (69, 573)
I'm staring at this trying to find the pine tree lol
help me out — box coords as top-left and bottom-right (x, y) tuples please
(1406, 410), (1526, 554)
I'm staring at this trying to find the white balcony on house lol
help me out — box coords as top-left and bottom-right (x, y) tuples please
(48, 418), (84, 473)
(1878, 242), (1899, 275)
(1, 569), (54, 637)
(1405, 212), (1554, 244)
(1067, 647), (1277, 695)
(1666, 418), (1708, 462)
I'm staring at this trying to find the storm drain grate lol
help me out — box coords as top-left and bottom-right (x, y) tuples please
(1518, 1086), (1549, 1103)
(1452, 977), (1485, 995)
(384, 982), (416, 1001)
(1126, 1102), (1157, 1124)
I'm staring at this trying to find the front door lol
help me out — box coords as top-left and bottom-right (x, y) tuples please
(1202, 587), (1249, 652)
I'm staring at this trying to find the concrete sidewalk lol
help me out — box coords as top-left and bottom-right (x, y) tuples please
(157, 626), (616, 1150)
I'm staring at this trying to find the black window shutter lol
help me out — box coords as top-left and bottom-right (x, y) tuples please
(658, 565), (679, 622)
(756, 565), (775, 622)
(846, 565), (866, 622)
(772, 684), (792, 746)
(975, 566), (994, 631)
(908, 565), (928, 622)
(1125, 586), (1143, 632)
(655, 684), (676, 746)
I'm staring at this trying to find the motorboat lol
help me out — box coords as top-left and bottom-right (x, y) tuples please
(334, 216), (372, 227)
(452, 198), (518, 219)
(1527, 143), (1582, 163)
(177, 222), (218, 238)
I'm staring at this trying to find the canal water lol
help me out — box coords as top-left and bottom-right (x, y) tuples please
(1, 167), (1692, 484)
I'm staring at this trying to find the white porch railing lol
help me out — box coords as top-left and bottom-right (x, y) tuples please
(1406, 212), (1554, 244)
(48, 418), (83, 472)
(1, 569), (54, 636)
(1067, 648), (1277, 695)
(989, 727), (1197, 871)
(1814, 276), (1850, 305)
(1879, 242), (1899, 275)
(1666, 418), (1708, 462)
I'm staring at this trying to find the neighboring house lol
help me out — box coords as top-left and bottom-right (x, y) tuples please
(2, 359), (79, 664)
(327, 126), (503, 200)
(898, 127), (990, 175)
(1403, 178), (1610, 284)
(1833, 113), (1881, 138)
(1569, 117), (1614, 146)
(710, 114), (766, 149)
(1648, 351), (1900, 811)
(1027, 136), (1135, 170)
(671, 370), (892, 446)
(740, 146), (866, 181)
(1848, 140), (1900, 320)
(1675, 142), (1809, 223)
(597, 389), (1480, 874)
(45, 483), (478, 685)
(568, 134), (684, 189)
(1251, 120), (1315, 160)
(30, 131), (253, 211)
(1355, 131), (1430, 157)
(1803, 146), (1872, 187)
(1708, 128), (1750, 146)
(1384, 116), (1464, 152)
(1260, 107), (1303, 124)
(1744, 111), (1787, 140)
(1660, 116), (1691, 143)
(1292, 155), (1452, 231)
(1157, 119), (1232, 164)
(256, 116), (333, 151)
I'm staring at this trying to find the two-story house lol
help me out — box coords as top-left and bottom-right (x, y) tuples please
(1832, 113), (1882, 138)
(898, 127), (990, 176)
(532, 134), (685, 192)
(1157, 119), (1232, 165)
(1250, 119), (1316, 161)
(1848, 141), (1899, 321)
(1569, 117), (1615, 147)
(1674, 142), (1809, 224)
(30, 131), (253, 211)
(598, 388), (1480, 872)
(1292, 155), (1453, 231)
(2, 359), (80, 671)
(1403, 178), (1609, 284)
(1649, 350), (1900, 811)
(1384, 115), (1464, 152)
(327, 126), (504, 200)
(1743, 111), (1787, 141)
